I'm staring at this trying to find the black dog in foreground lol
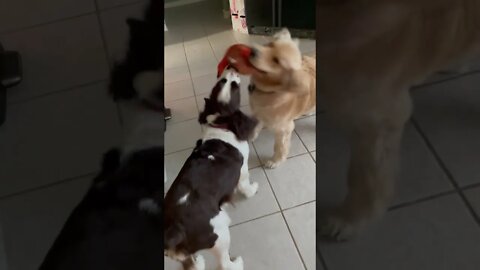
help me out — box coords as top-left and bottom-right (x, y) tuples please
(39, 147), (164, 270)
(39, 0), (165, 269)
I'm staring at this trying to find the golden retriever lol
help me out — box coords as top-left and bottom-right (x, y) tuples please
(248, 29), (316, 168)
(317, 0), (480, 240)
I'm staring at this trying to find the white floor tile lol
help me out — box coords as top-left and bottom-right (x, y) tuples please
(248, 142), (261, 169)
(165, 96), (199, 123)
(165, 79), (194, 102)
(265, 154), (316, 209)
(0, 83), (121, 197)
(164, 148), (193, 192)
(165, 43), (188, 69)
(284, 202), (316, 270)
(165, 119), (202, 154)
(229, 213), (305, 270)
(192, 73), (218, 95)
(225, 167), (280, 226)
(184, 37), (216, 64)
(319, 194), (480, 270)
(253, 130), (308, 165)
(295, 116), (316, 151)
(188, 58), (217, 78)
(0, 177), (91, 270)
(165, 65), (190, 84)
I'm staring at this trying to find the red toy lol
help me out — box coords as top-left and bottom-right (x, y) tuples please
(217, 44), (256, 78)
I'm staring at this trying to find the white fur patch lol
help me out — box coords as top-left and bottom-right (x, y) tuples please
(217, 83), (231, 104)
(138, 198), (159, 214)
(208, 155), (215, 160)
(177, 193), (190, 205)
(210, 208), (231, 235)
(206, 113), (219, 124)
(202, 126), (249, 165)
(217, 71), (240, 104)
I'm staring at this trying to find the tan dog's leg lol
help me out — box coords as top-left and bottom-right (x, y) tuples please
(321, 89), (412, 240)
(265, 121), (294, 169)
(249, 121), (263, 142)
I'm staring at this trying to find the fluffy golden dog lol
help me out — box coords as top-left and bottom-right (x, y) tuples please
(317, 0), (480, 240)
(248, 29), (316, 168)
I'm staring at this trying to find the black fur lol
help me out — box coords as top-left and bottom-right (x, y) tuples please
(40, 1), (165, 269)
(109, 0), (163, 105)
(164, 139), (243, 255)
(39, 147), (164, 270)
(198, 76), (258, 141)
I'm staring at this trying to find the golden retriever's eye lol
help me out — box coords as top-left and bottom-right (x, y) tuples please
(272, 57), (279, 64)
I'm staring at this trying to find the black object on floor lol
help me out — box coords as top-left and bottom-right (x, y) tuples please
(164, 107), (172, 120)
(0, 42), (22, 126)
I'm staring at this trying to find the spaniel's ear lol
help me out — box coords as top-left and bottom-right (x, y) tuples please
(164, 223), (186, 250)
(228, 111), (259, 141)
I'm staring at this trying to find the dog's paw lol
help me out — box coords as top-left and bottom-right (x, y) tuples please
(243, 182), (259, 198)
(230, 256), (244, 270)
(264, 159), (282, 169)
(319, 215), (361, 242)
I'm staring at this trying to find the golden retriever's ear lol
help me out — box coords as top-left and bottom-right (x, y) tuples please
(292, 38), (300, 47)
(279, 57), (302, 71)
(274, 28), (291, 41)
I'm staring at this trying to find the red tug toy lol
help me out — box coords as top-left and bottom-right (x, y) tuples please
(217, 44), (257, 78)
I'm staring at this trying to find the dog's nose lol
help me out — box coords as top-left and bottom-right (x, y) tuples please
(250, 48), (257, 58)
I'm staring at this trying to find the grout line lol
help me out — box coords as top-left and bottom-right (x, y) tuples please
(255, 149), (312, 167)
(282, 200), (316, 212)
(294, 129), (316, 163)
(96, 0), (146, 12)
(412, 70), (480, 90)
(0, 12), (95, 35)
(251, 143), (309, 270)
(462, 182), (480, 192)
(317, 246), (330, 270)
(229, 211), (280, 228)
(92, 0), (125, 127)
(388, 189), (458, 211)
(411, 118), (480, 227)
(8, 79), (107, 105)
(0, 172), (95, 201)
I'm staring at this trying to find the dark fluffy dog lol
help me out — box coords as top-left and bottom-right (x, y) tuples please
(164, 69), (258, 270)
(109, 0), (163, 110)
(39, 147), (164, 270)
(39, 0), (165, 269)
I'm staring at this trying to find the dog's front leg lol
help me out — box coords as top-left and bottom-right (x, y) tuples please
(320, 90), (412, 240)
(249, 121), (263, 142)
(265, 121), (294, 169)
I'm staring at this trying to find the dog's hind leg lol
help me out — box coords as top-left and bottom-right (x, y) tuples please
(320, 89), (412, 241)
(210, 210), (244, 270)
(237, 163), (259, 198)
(265, 121), (294, 169)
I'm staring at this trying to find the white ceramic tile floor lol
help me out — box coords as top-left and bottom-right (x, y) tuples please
(164, 1), (316, 269)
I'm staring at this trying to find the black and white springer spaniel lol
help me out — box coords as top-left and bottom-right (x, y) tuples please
(164, 68), (259, 270)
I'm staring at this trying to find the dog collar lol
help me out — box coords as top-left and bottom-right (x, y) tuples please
(208, 123), (229, 130)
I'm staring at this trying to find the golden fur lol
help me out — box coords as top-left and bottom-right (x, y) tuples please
(248, 29), (316, 168)
(317, 0), (480, 240)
